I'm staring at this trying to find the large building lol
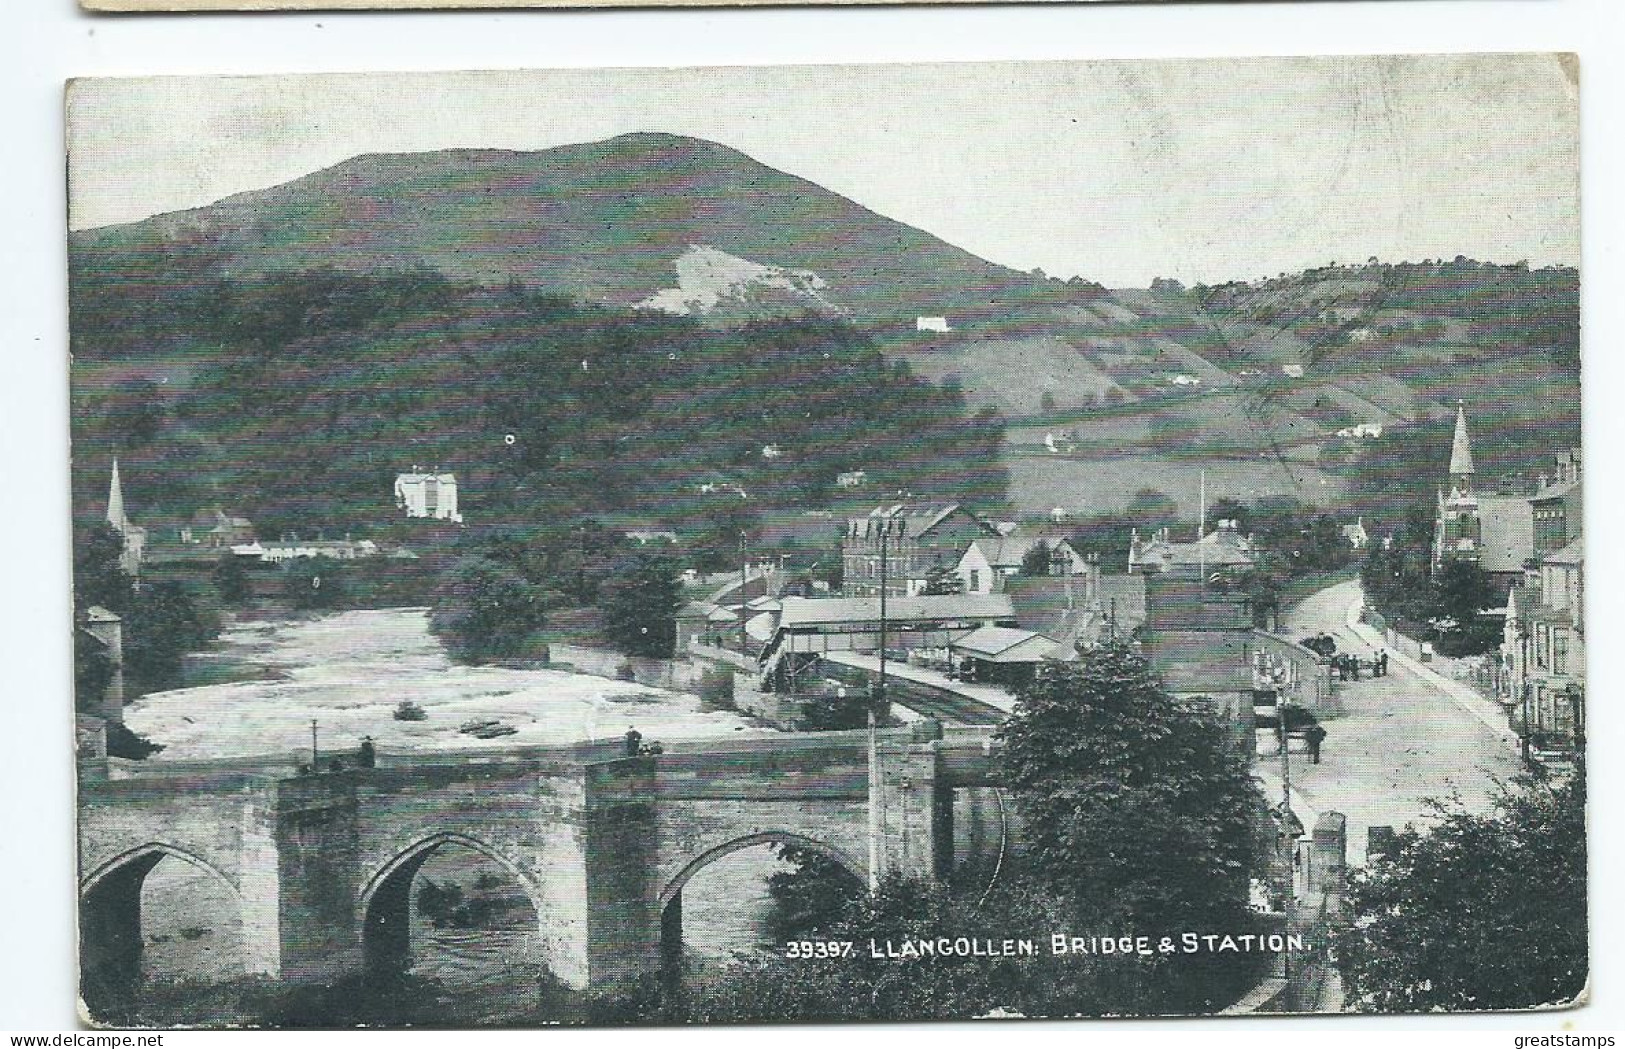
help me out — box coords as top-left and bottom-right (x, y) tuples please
(1128, 520), (1256, 576)
(1432, 402), (1535, 595)
(840, 503), (1000, 597)
(1501, 534), (1584, 754)
(394, 471), (463, 523)
(1530, 448), (1583, 556)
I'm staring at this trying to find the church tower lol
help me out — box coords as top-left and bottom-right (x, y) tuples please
(104, 458), (146, 575)
(1448, 400), (1475, 495)
(1434, 401), (1483, 574)
(106, 457), (126, 531)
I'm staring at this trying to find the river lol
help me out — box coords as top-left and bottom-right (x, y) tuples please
(121, 608), (795, 1003)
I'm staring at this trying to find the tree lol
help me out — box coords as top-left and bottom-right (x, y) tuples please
(123, 580), (218, 685)
(429, 557), (547, 663)
(1208, 497), (1250, 534)
(600, 553), (682, 658)
(997, 641), (1259, 933)
(921, 562), (964, 595)
(213, 552), (252, 605)
(1126, 487), (1179, 530)
(1019, 540), (1053, 577)
(764, 843), (866, 942)
(1430, 559), (1498, 652)
(284, 556), (347, 611)
(1337, 774), (1586, 1012)
(74, 522), (133, 615)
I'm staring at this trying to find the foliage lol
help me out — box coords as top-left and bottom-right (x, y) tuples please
(73, 522), (133, 616)
(1337, 774), (1587, 1012)
(764, 842), (866, 942)
(997, 640), (1259, 933)
(428, 557), (547, 663)
(1126, 488), (1179, 530)
(213, 552), (252, 605)
(600, 553), (682, 658)
(122, 580), (219, 685)
(695, 665), (736, 711)
(795, 683), (879, 732)
(1019, 539), (1053, 577)
(284, 557), (347, 611)
(922, 562), (965, 595)
(105, 721), (165, 760)
(1429, 560), (1499, 655)
(71, 275), (1007, 542)
(74, 630), (116, 714)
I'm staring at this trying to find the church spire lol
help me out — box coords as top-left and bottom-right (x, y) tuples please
(1449, 400), (1475, 491)
(107, 458), (126, 532)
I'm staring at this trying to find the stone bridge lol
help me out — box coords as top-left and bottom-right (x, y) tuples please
(78, 726), (1004, 995)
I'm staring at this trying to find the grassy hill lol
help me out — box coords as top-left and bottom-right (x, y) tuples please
(71, 132), (1094, 354)
(70, 136), (1579, 537)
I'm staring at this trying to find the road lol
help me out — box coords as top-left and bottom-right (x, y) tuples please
(1279, 579), (1524, 865)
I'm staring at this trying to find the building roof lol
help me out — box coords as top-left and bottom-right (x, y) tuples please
(859, 502), (996, 539)
(1545, 534), (1584, 567)
(1477, 495), (1535, 574)
(950, 625), (1057, 663)
(969, 533), (1043, 570)
(1136, 525), (1256, 572)
(778, 593), (1014, 629)
(1531, 478), (1580, 504)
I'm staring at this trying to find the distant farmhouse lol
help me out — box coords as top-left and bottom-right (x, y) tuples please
(1341, 518), (1370, 550)
(179, 509), (256, 549)
(915, 316), (951, 333)
(394, 470), (463, 523)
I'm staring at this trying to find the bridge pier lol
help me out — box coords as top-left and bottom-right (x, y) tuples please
(81, 730), (1006, 1010)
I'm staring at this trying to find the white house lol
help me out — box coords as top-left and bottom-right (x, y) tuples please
(1281, 364), (1305, 379)
(836, 470), (869, 488)
(1341, 518), (1370, 549)
(394, 471), (463, 523)
(257, 538), (380, 563)
(915, 316), (951, 333)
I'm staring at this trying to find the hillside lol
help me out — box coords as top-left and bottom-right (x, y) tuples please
(887, 260), (1580, 522)
(70, 132), (1092, 356)
(70, 136), (1579, 534)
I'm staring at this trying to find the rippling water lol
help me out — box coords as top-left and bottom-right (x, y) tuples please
(126, 608), (790, 999)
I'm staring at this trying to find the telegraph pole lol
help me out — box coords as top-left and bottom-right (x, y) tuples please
(868, 519), (894, 893)
(739, 531), (749, 651)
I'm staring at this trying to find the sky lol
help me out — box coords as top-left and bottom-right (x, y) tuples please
(66, 54), (1579, 288)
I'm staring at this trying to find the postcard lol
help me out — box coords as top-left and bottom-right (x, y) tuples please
(68, 55), (1583, 1026)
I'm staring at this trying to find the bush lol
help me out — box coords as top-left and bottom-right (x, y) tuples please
(696, 666), (736, 710)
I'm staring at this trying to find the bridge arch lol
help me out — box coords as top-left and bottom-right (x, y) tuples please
(660, 831), (863, 908)
(657, 831), (864, 990)
(358, 830), (549, 979)
(81, 842), (240, 898)
(79, 843), (245, 1007)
